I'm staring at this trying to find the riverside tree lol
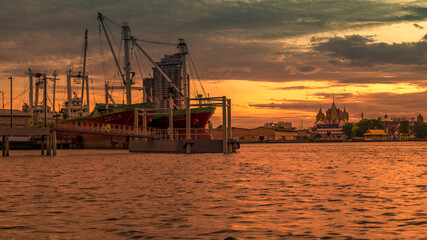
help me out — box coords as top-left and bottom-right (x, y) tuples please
(343, 119), (384, 137)
(399, 121), (410, 134)
(412, 121), (427, 138)
(342, 122), (353, 138)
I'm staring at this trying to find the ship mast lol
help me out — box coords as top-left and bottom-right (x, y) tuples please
(179, 39), (188, 106)
(81, 29), (89, 111)
(178, 39), (191, 140)
(98, 12), (185, 108)
(98, 12), (138, 106)
(98, 13), (125, 107)
(123, 22), (132, 104)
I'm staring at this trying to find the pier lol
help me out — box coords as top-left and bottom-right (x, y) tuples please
(1, 95), (237, 155)
(0, 127), (56, 156)
(0, 96), (238, 155)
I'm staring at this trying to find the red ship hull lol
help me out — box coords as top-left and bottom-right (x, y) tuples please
(56, 108), (153, 149)
(56, 107), (215, 149)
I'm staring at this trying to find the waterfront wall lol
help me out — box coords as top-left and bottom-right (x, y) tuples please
(210, 127), (298, 142)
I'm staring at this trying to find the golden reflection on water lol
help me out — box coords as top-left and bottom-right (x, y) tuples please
(0, 142), (425, 239)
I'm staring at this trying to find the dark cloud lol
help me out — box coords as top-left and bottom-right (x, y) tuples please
(310, 92), (354, 100)
(296, 65), (318, 73)
(274, 86), (330, 90)
(337, 76), (411, 84)
(183, 1), (427, 40)
(250, 100), (321, 111)
(1, 0), (426, 60)
(413, 23), (424, 29)
(249, 91), (427, 120)
(1, 0), (427, 90)
(314, 35), (427, 66)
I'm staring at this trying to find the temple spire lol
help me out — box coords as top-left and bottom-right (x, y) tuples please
(331, 96), (337, 109)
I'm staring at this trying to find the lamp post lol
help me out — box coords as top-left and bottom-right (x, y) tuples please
(9, 76), (12, 127)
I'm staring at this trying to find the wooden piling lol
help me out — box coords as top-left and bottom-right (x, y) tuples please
(2, 136), (5, 156)
(41, 135), (45, 155)
(5, 137), (9, 156)
(227, 98), (232, 153)
(52, 131), (57, 156)
(47, 133), (52, 155)
(222, 96), (227, 154)
(169, 98), (174, 140)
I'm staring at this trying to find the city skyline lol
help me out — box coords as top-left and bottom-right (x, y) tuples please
(1, 0), (426, 128)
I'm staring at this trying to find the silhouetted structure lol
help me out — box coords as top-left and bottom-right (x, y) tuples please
(314, 101), (349, 140)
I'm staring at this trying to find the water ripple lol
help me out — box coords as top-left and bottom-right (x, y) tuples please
(0, 143), (425, 239)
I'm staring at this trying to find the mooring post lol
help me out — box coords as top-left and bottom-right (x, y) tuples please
(222, 96), (227, 154)
(134, 108), (138, 136)
(52, 131), (57, 156)
(47, 133), (52, 156)
(2, 136), (5, 156)
(5, 136), (9, 156)
(143, 109), (147, 138)
(186, 97), (191, 154)
(169, 97), (173, 140)
(41, 135), (45, 155)
(227, 98), (232, 153)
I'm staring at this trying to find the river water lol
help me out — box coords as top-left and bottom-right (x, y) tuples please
(0, 142), (425, 239)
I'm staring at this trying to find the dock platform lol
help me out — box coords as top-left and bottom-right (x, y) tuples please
(0, 127), (56, 156)
(129, 139), (239, 153)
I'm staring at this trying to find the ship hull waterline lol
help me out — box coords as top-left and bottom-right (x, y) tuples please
(55, 107), (215, 149)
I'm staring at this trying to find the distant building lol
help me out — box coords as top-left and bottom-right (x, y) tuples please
(315, 101), (349, 125)
(417, 114), (424, 122)
(314, 101), (349, 140)
(381, 114), (423, 139)
(264, 121), (292, 130)
(363, 129), (389, 141)
(143, 53), (184, 108)
(211, 127), (298, 142)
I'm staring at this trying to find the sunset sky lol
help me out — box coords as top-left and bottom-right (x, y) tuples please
(1, 0), (426, 128)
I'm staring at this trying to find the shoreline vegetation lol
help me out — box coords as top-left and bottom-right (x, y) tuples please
(239, 138), (427, 144)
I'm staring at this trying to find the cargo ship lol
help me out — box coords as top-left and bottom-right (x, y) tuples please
(23, 13), (215, 148)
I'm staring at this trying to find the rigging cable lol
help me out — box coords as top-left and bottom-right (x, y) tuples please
(187, 56), (199, 98)
(188, 53), (207, 97)
(17, 82), (28, 110)
(133, 45), (153, 103)
(91, 77), (96, 105)
(85, 47), (97, 106)
(79, 37), (84, 74)
(103, 14), (122, 29)
(133, 38), (176, 46)
(98, 22), (110, 86)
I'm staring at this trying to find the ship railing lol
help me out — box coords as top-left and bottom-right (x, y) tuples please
(170, 128), (211, 140)
(57, 121), (164, 138)
(55, 122), (211, 139)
